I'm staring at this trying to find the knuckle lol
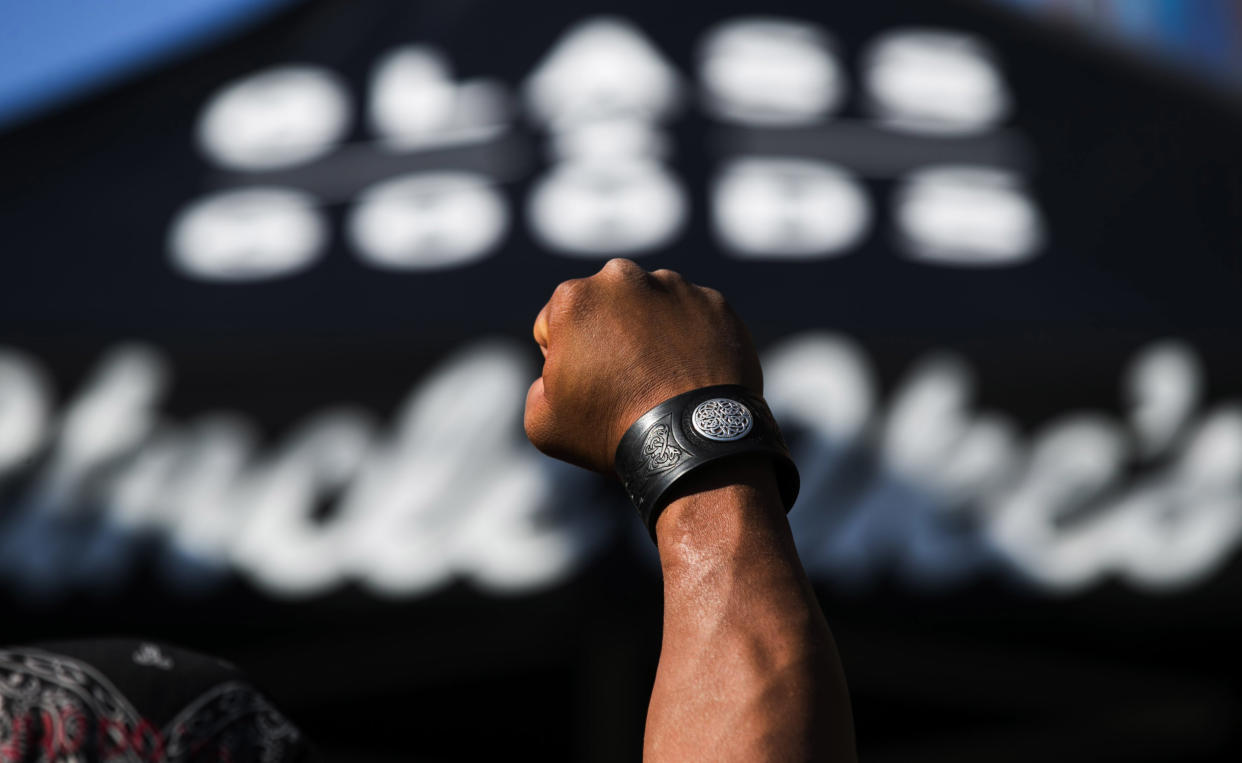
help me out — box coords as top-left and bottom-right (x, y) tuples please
(651, 268), (683, 284)
(551, 277), (588, 308)
(698, 285), (727, 304)
(601, 258), (642, 279)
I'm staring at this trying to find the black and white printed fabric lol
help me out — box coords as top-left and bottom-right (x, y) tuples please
(0, 641), (311, 762)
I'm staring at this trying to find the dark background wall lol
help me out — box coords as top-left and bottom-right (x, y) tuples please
(1, 1), (1240, 760)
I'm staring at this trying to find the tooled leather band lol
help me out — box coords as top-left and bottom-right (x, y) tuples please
(614, 384), (799, 541)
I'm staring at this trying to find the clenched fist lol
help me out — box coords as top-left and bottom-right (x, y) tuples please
(524, 258), (763, 473)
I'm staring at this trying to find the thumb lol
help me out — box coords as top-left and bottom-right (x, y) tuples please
(524, 376), (558, 456)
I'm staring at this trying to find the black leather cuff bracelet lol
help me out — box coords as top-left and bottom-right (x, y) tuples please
(613, 384), (799, 541)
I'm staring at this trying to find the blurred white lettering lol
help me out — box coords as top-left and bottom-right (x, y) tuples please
(1, 337), (1239, 598)
(198, 66), (351, 171)
(369, 45), (509, 149)
(712, 158), (870, 258)
(173, 19), (1041, 273)
(168, 188), (327, 282)
(348, 173), (509, 269)
(0, 351), (49, 485)
(864, 29), (1009, 134)
(524, 17), (687, 256)
(895, 167), (1043, 266)
(699, 18), (845, 125)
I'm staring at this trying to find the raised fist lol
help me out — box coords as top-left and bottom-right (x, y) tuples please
(524, 258), (763, 473)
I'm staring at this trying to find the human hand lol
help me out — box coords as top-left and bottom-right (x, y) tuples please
(524, 258), (762, 473)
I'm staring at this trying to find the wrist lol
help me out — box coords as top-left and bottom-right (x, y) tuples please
(654, 455), (790, 569)
(613, 384), (800, 540)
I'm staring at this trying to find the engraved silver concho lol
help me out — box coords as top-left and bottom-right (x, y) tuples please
(691, 398), (753, 441)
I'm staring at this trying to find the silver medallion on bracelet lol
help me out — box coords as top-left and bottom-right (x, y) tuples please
(691, 398), (754, 441)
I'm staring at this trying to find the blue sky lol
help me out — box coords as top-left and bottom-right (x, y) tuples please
(0, 0), (297, 129)
(0, 0), (1236, 131)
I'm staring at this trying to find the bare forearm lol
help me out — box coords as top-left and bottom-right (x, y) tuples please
(521, 259), (855, 759)
(644, 458), (856, 762)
